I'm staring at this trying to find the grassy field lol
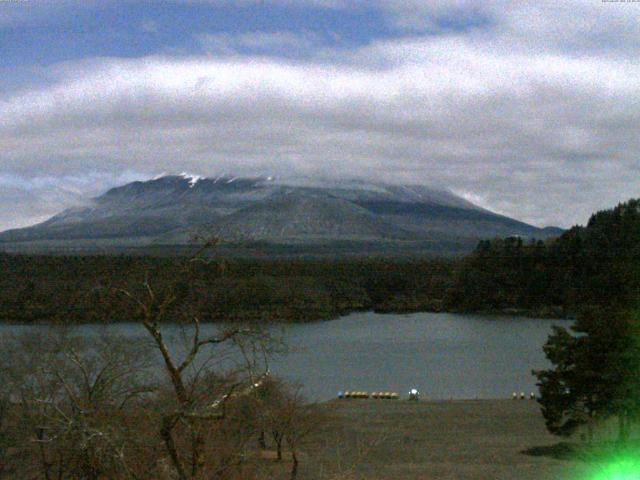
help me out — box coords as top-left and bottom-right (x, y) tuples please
(294, 399), (593, 480)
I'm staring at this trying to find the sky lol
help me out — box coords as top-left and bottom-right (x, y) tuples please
(0, 0), (639, 231)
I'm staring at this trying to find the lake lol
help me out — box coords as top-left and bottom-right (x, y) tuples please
(0, 312), (571, 401)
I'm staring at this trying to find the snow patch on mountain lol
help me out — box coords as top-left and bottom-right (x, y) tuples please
(178, 172), (204, 188)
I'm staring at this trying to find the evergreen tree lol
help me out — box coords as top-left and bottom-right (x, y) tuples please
(534, 307), (640, 441)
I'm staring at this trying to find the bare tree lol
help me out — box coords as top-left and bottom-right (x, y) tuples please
(282, 389), (319, 480)
(0, 368), (10, 478)
(0, 329), (155, 479)
(0, 324), (275, 480)
(253, 378), (321, 480)
(115, 243), (275, 480)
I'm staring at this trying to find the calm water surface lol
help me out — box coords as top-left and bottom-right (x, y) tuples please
(0, 312), (571, 401)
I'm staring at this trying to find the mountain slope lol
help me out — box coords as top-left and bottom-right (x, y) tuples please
(0, 175), (562, 253)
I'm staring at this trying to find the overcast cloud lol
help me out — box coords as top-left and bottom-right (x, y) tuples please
(0, 0), (639, 230)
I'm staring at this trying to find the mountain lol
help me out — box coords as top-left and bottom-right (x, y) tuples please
(0, 174), (562, 255)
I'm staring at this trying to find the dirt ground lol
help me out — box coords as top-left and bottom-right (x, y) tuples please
(296, 399), (592, 480)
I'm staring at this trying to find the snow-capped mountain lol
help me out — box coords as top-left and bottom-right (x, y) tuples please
(0, 175), (562, 253)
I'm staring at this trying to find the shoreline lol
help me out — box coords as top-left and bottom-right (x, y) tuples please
(0, 306), (572, 325)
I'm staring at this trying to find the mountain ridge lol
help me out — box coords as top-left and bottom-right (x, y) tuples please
(0, 175), (563, 255)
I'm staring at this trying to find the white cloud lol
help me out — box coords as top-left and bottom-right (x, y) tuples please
(1, 1), (639, 230)
(0, 171), (145, 230)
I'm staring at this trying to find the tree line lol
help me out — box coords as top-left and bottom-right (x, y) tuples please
(2, 201), (639, 326)
(447, 199), (640, 442)
(531, 200), (640, 443)
(0, 255), (454, 324)
(447, 199), (640, 316)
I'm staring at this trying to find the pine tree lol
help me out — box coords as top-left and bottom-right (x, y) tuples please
(534, 307), (640, 441)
